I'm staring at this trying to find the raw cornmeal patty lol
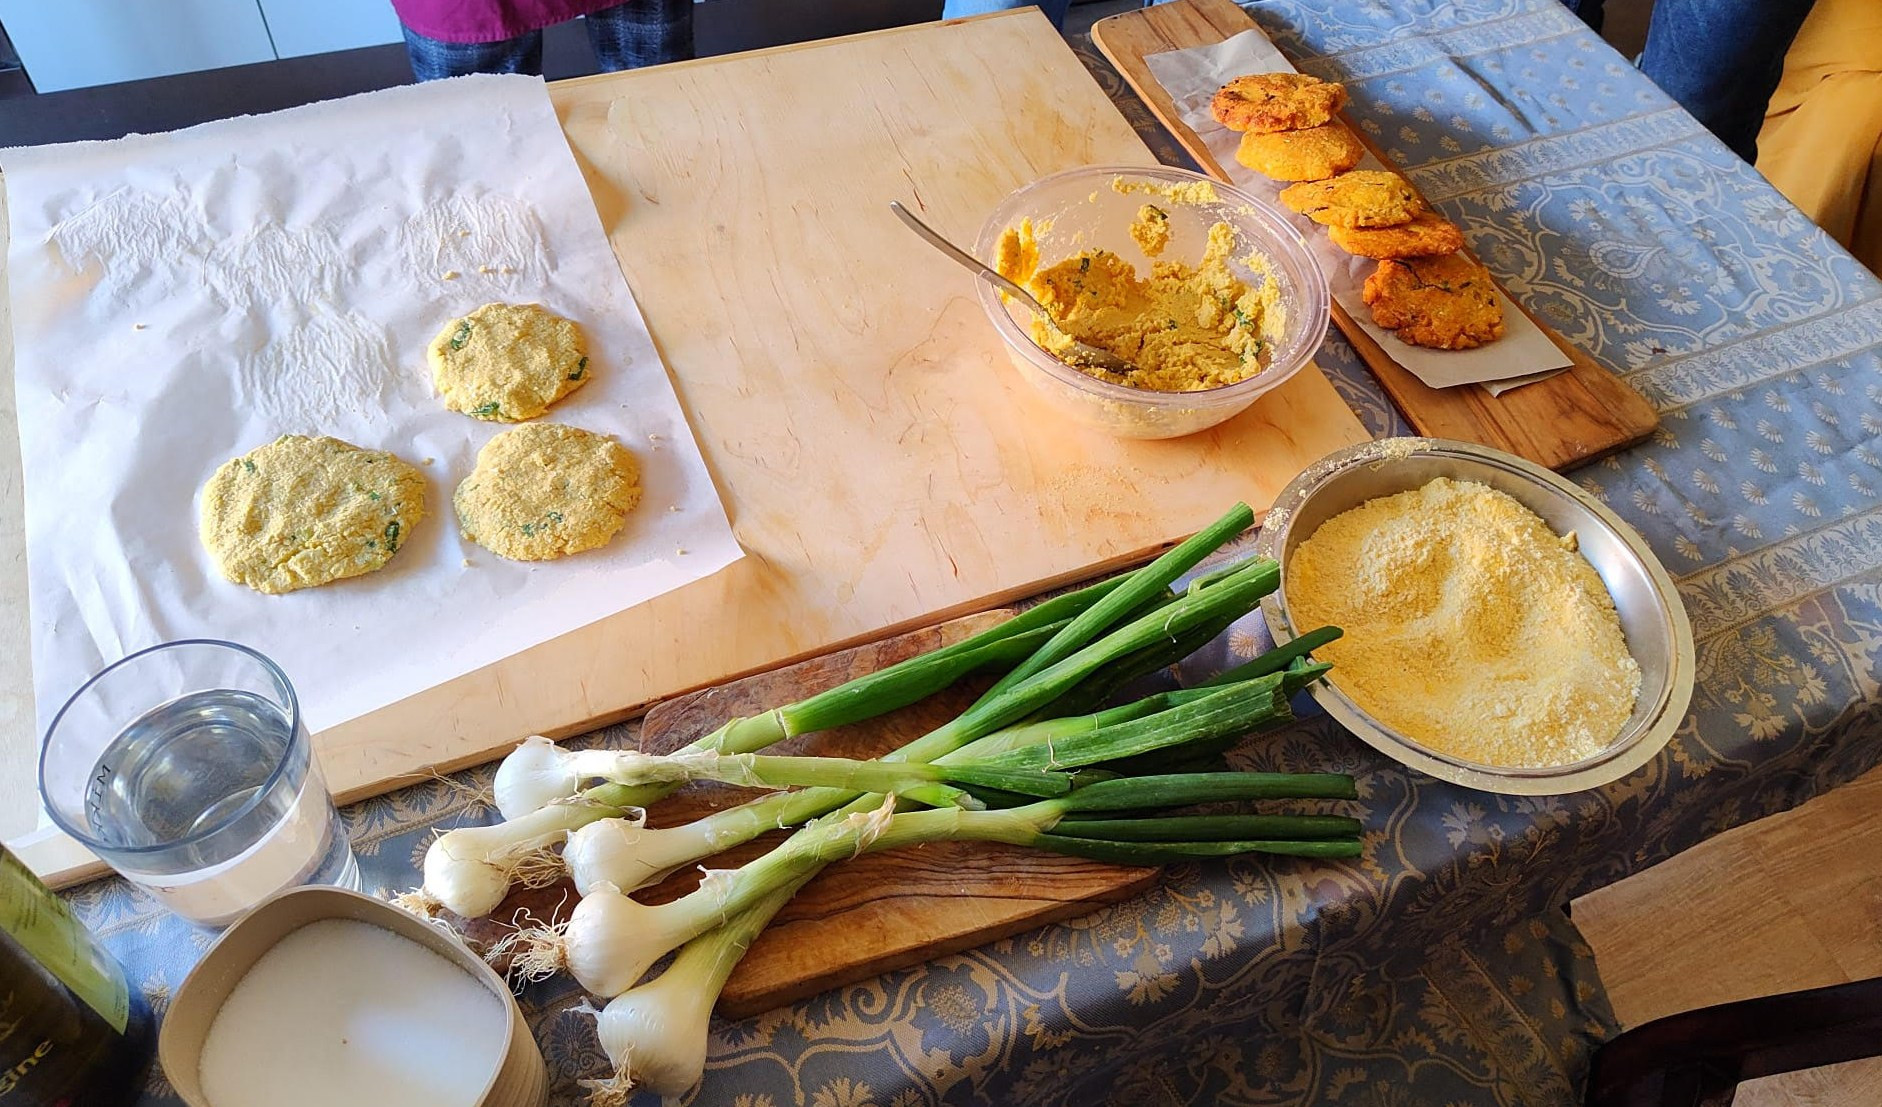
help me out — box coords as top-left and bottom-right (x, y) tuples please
(1234, 123), (1364, 182)
(1211, 73), (1348, 133)
(454, 423), (641, 561)
(1279, 170), (1424, 229)
(429, 302), (590, 422)
(1362, 253), (1506, 350)
(200, 434), (426, 595)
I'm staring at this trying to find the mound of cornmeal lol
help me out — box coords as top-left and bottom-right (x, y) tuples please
(1287, 476), (1641, 768)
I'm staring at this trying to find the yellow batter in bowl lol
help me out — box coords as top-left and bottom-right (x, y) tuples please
(994, 216), (1277, 392)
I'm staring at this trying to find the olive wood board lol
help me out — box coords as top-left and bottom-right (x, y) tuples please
(6, 10), (1371, 888)
(453, 609), (1155, 1018)
(1090, 0), (1659, 472)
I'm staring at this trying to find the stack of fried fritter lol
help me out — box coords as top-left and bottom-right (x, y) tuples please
(1212, 73), (1505, 350)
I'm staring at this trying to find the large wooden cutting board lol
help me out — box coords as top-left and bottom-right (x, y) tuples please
(457, 610), (1155, 1018)
(1091, 0), (1659, 471)
(6, 11), (1369, 885)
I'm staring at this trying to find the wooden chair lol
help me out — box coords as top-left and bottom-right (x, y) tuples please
(1585, 976), (1882, 1106)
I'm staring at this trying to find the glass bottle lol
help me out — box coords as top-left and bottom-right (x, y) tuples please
(0, 845), (153, 1107)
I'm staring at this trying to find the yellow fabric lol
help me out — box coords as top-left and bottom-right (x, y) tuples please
(1756, 0), (1882, 274)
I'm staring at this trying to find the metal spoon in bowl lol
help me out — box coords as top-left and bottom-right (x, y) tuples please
(889, 201), (1142, 378)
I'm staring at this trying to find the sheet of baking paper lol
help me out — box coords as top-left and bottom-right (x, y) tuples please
(1146, 32), (1573, 394)
(2, 74), (741, 742)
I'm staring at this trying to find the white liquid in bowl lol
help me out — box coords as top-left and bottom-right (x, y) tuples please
(198, 918), (505, 1107)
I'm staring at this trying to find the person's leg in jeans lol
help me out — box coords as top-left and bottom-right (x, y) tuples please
(585, 0), (695, 72)
(940, 0), (1075, 29)
(401, 25), (543, 81)
(1559, 0), (1606, 34)
(1635, 0), (1817, 163)
(1562, 0), (1816, 163)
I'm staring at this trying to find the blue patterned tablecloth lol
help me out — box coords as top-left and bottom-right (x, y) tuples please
(69, 2), (1882, 1104)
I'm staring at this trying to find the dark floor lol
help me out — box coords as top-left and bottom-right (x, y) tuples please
(0, 0), (1647, 149)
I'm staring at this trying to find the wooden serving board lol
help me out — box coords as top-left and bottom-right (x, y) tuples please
(1091, 0), (1659, 471)
(457, 610), (1154, 1018)
(9, 11), (1369, 888)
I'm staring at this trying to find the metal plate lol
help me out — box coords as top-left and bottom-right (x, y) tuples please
(1255, 438), (1695, 795)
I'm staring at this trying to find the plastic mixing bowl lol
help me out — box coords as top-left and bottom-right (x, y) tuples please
(974, 165), (1329, 440)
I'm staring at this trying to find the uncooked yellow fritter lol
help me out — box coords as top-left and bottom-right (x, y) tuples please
(199, 434), (426, 595)
(995, 218), (1273, 391)
(429, 302), (590, 423)
(454, 423), (641, 561)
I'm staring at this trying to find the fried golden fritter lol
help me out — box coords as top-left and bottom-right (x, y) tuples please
(1328, 211), (1465, 258)
(1361, 253), (1506, 350)
(1279, 170), (1424, 229)
(1234, 122), (1364, 182)
(1211, 73), (1348, 133)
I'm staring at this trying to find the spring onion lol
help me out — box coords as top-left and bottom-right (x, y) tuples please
(582, 811), (1364, 1098)
(579, 877), (807, 1104)
(496, 737), (1070, 816)
(517, 771), (1354, 997)
(437, 508), (1274, 913)
(431, 553), (1289, 915)
(419, 801), (606, 918)
(423, 572), (1154, 915)
(505, 504), (1254, 821)
(557, 666), (1302, 895)
(1200, 625), (1344, 687)
(441, 506), (1370, 1105)
(558, 569), (1137, 817)
(489, 614), (1085, 823)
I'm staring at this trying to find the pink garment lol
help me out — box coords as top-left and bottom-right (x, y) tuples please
(390, 0), (621, 43)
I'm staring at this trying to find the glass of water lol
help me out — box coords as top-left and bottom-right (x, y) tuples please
(38, 641), (359, 927)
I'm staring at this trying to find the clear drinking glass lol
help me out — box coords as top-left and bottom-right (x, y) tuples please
(39, 641), (359, 927)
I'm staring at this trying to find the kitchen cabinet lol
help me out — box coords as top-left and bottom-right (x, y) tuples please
(0, 0), (402, 92)
(257, 0), (400, 60)
(0, 0), (278, 92)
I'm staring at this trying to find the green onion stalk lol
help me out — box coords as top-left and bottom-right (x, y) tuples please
(560, 530), (1279, 899)
(571, 768), (1358, 1098)
(513, 772), (1358, 1000)
(549, 587), (1302, 899)
(424, 504), (1260, 917)
(580, 797), (1359, 1102)
(495, 740), (1076, 815)
(564, 615), (1342, 1095)
(555, 512), (1356, 1100)
(577, 876), (809, 1104)
(416, 574), (1128, 918)
(492, 599), (1107, 824)
(559, 662), (1315, 895)
(555, 547), (1292, 899)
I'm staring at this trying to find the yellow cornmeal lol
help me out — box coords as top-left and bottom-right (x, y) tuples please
(995, 218), (1273, 392)
(200, 435), (426, 595)
(454, 423), (641, 561)
(1287, 477), (1641, 768)
(1129, 204), (1172, 257)
(428, 302), (590, 423)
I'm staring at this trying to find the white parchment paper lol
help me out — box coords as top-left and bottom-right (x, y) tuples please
(1146, 32), (1572, 393)
(2, 74), (741, 740)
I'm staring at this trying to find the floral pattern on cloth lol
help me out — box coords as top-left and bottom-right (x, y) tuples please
(68, 1), (1882, 1104)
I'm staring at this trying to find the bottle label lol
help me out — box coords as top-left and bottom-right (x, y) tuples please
(0, 851), (129, 1033)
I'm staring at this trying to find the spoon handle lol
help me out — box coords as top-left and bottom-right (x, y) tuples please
(889, 201), (1051, 318)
